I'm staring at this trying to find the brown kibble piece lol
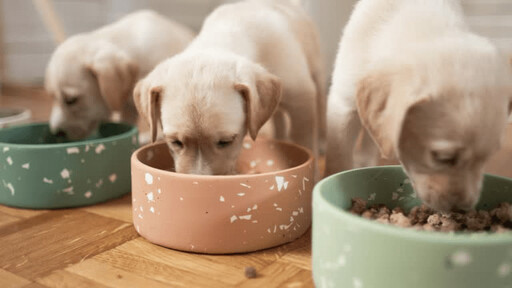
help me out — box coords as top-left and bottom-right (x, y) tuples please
(350, 198), (367, 215)
(244, 266), (257, 278)
(351, 198), (511, 233)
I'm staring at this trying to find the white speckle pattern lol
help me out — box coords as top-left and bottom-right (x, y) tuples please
(276, 207), (283, 212)
(192, 181), (199, 185)
(392, 192), (399, 200)
(179, 197), (184, 201)
(109, 174), (117, 183)
(6, 157), (12, 165)
(368, 193), (376, 201)
(243, 142), (252, 149)
(219, 196), (225, 202)
(66, 147), (79, 154)
(145, 173), (153, 185)
(21, 163), (30, 169)
(498, 263), (511, 277)
(292, 211), (299, 216)
(136, 225), (140, 233)
(266, 160), (274, 166)
(298, 207), (304, 213)
(81, 159), (85, 163)
(250, 161), (257, 168)
(403, 179), (411, 184)
(147, 192), (154, 202)
(150, 206), (155, 214)
(252, 220), (258, 223)
(451, 251), (472, 266)
(240, 183), (251, 189)
(239, 215), (252, 220)
(62, 186), (74, 195)
(138, 214), (143, 219)
(252, 204), (258, 210)
(84, 191), (92, 198)
(2, 147), (9, 152)
(237, 193), (245, 197)
(95, 144), (106, 154)
(96, 179), (103, 188)
(230, 215), (238, 223)
(85, 145), (90, 152)
(302, 177), (309, 190)
(275, 176), (285, 191)
(43, 178), (53, 184)
(3, 181), (14, 195)
(139, 206), (143, 212)
(353, 277), (363, 288)
(270, 185), (275, 190)
(291, 175), (297, 178)
(60, 169), (70, 179)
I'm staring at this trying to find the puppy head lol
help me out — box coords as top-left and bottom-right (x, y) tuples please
(133, 53), (281, 175)
(357, 54), (511, 211)
(46, 37), (138, 139)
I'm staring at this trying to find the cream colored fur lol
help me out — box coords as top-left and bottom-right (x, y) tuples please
(326, 0), (512, 211)
(46, 10), (195, 139)
(134, 0), (325, 176)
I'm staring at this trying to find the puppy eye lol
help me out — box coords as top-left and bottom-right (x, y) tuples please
(431, 151), (458, 167)
(171, 140), (184, 149)
(64, 96), (79, 106)
(217, 140), (233, 148)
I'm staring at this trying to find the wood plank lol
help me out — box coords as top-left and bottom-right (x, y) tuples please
(37, 270), (108, 288)
(0, 211), (20, 228)
(81, 194), (132, 223)
(66, 259), (173, 288)
(0, 205), (47, 219)
(20, 283), (48, 288)
(112, 238), (273, 286)
(278, 246), (312, 271)
(236, 261), (313, 288)
(0, 269), (31, 288)
(0, 210), (138, 279)
(92, 247), (227, 287)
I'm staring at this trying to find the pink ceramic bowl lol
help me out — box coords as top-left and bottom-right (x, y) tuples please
(131, 139), (314, 254)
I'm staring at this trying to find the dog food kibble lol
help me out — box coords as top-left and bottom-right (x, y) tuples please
(244, 266), (257, 279)
(350, 198), (512, 232)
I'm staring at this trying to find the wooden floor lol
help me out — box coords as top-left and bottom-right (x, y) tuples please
(0, 86), (511, 288)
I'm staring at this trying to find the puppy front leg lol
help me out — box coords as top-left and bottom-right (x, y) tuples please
(353, 128), (379, 168)
(325, 107), (361, 176)
(286, 94), (319, 179)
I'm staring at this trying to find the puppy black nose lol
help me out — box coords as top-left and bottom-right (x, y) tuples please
(55, 130), (67, 138)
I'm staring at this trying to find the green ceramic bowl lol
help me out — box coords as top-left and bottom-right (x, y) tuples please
(313, 166), (512, 288)
(0, 122), (138, 209)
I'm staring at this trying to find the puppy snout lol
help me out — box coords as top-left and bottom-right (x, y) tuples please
(413, 174), (482, 212)
(54, 129), (67, 138)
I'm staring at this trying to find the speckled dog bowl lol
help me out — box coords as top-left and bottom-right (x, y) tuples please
(131, 139), (314, 254)
(0, 107), (31, 128)
(0, 122), (138, 209)
(312, 166), (512, 288)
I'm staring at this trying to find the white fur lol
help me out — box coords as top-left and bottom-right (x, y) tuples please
(327, 0), (512, 211)
(46, 10), (195, 139)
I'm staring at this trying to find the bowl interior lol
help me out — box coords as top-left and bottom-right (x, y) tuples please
(0, 108), (25, 118)
(0, 122), (135, 145)
(318, 166), (512, 233)
(137, 139), (311, 175)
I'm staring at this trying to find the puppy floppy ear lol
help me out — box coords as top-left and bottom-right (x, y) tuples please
(133, 79), (162, 143)
(86, 43), (139, 111)
(235, 65), (282, 140)
(356, 72), (397, 159)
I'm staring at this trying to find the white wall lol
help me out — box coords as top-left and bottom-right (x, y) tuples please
(1, 0), (511, 85)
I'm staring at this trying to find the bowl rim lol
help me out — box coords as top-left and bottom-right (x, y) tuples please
(132, 139), (314, 180)
(314, 165), (512, 244)
(0, 122), (138, 149)
(0, 107), (31, 124)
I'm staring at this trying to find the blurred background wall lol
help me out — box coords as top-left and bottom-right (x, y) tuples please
(0, 0), (511, 86)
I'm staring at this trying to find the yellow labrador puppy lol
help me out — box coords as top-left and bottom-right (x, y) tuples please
(46, 10), (195, 139)
(326, 0), (512, 211)
(134, 0), (325, 176)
